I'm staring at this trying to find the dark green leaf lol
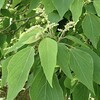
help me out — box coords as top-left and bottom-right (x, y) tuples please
(94, 83), (100, 100)
(85, 2), (96, 14)
(29, 68), (64, 100)
(70, 48), (94, 93)
(82, 14), (100, 48)
(57, 43), (72, 79)
(29, 0), (40, 11)
(65, 35), (88, 48)
(79, 47), (100, 84)
(72, 83), (89, 100)
(12, 0), (22, 7)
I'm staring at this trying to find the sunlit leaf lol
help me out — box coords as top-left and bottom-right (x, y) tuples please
(39, 38), (58, 87)
(7, 46), (34, 100)
(52, 0), (74, 18)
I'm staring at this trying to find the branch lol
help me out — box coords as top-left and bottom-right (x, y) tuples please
(0, 13), (41, 33)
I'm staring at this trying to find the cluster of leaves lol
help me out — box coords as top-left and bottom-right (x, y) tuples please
(1, 0), (100, 100)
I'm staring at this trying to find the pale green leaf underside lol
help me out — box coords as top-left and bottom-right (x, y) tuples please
(7, 46), (35, 100)
(6, 26), (43, 54)
(39, 38), (58, 87)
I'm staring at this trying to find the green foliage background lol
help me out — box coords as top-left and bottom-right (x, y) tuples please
(0, 0), (100, 100)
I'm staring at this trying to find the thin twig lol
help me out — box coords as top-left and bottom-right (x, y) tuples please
(14, 13), (41, 22)
(0, 13), (41, 33)
(58, 29), (66, 42)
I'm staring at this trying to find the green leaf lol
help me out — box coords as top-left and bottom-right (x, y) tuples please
(82, 14), (100, 48)
(7, 46), (35, 100)
(79, 47), (100, 84)
(57, 43), (72, 79)
(94, 83), (100, 100)
(70, 0), (83, 22)
(38, 38), (58, 87)
(70, 48), (94, 93)
(1, 9), (12, 17)
(42, 0), (56, 14)
(1, 56), (12, 87)
(29, 68), (64, 100)
(6, 26), (43, 54)
(29, 0), (40, 11)
(85, 2), (96, 14)
(72, 83), (89, 100)
(0, 0), (5, 9)
(93, 0), (100, 16)
(48, 11), (61, 23)
(12, 0), (22, 7)
(65, 35), (88, 48)
(52, 0), (74, 18)
(64, 77), (71, 89)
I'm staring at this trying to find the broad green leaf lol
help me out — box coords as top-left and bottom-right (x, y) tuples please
(52, 0), (74, 18)
(79, 47), (100, 84)
(70, 48), (94, 93)
(70, 0), (83, 22)
(42, 0), (56, 14)
(72, 83), (89, 100)
(13, 0), (22, 7)
(85, 2), (96, 14)
(1, 56), (12, 87)
(7, 46), (34, 100)
(29, 69), (64, 100)
(57, 43), (72, 79)
(0, 0), (5, 9)
(48, 11), (61, 23)
(38, 38), (58, 87)
(93, 0), (100, 16)
(29, 0), (40, 11)
(82, 14), (100, 48)
(6, 26), (43, 54)
(65, 35), (88, 48)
